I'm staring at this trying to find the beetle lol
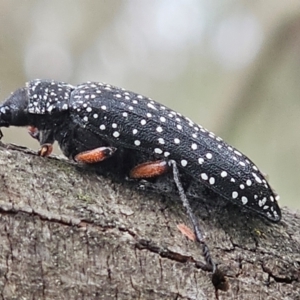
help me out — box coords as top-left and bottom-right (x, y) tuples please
(0, 79), (281, 284)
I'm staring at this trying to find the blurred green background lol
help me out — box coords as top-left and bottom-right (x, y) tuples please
(0, 0), (299, 210)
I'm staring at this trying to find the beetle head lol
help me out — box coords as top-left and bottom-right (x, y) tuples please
(0, 87), (29, 127)
(0, 79), (74, 129)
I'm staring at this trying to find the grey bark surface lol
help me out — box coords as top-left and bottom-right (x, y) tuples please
(0, 142), (299, 300)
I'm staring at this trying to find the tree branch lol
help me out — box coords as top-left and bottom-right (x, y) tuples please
(0, 142), (299, 299)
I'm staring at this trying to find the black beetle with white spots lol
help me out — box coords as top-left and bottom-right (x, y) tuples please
(0, 79), (281, 289)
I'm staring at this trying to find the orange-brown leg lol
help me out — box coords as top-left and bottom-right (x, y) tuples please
(177, 224), (196, 241)
(28, 126), (39, 140)
(28, 127), (54, 157)
(38, 143), (53, 157)
(129, 160), (169, 179)
(131, 159), (225, 290)
(74, 147), (117, 164)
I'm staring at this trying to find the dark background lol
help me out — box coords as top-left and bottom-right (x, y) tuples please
(0, 1), (299, 210)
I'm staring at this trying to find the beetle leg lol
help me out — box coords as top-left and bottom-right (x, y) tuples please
(130, 159), (218, 275)
(28, 126), (40, 140)
(38, 143), (53, 157)
(177, 223), (196, 241)
(28, 127), (55, 157)
(130, 160), (169, 178)
(74, 146), (117, 164)
(168, 160), (216, 272)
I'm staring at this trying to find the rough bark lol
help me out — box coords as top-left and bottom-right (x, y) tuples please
(0, 142), (299, 300)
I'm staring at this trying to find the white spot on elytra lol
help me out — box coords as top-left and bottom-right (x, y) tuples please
(164, 151), (170, 157)
(174, 138), (180, 144)
(201, 173), (208, 180)
(160, 116), (166, 122)
(134, 140), (141, 146)
(221, 171), (227, 178)
(133, 129), (138, 135)
(112, 123), (117, 128)
(191, 143), (197, 150)
(177, 124), (183, 130)
(206, 153), (212, 159)
(158, 138), (165, 145)
(234, 150), (242, 156)
(232, 191), (238, 199)
(101, 105), (107, 110)
(147, 103), (157, 110)
(156, 126), (163, 133)
(181, 160), (187, 167)
(240, 184), (245, 189)
(258, 197), (267, 207)
(241, 196), (248, 205)
(154, 148), (163, 154)
(83, 116), (88, 122)
(140, 119), (146, 125)
(100, 124), (105, 130)
(113, 131), (120, 138)
(122, 112), (128, 117)
(198, 158), (204, 164)
(252, 172), (262, 183)
(246, 179), (252, 186)
(93, 113), (98, 118)
(209, 177), (215, 185)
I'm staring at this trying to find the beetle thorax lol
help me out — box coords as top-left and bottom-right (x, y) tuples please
(26, 79), (74, 116)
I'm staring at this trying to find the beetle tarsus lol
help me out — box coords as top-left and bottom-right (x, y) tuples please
(38, 143), (53, 157)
